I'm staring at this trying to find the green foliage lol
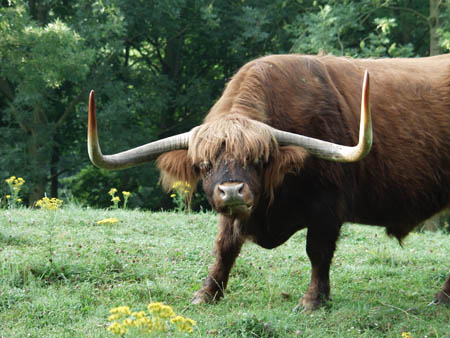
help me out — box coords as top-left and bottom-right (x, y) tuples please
(290, 1), (416, 57)
(0, 208), (449, 337)
(62, 165), (122, 208)
(0, 1), (96, 203)
(1, 0), (450, 209)
(438, 2), (450, 52)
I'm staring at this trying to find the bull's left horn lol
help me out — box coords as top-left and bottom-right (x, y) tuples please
(271, 70), (372, 162)
(88, 90), (190, 170)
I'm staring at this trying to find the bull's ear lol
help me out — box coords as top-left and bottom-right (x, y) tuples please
(276, 146), (309, 174)
(157, 150), (199, 192)
(264, 146), (308, 195)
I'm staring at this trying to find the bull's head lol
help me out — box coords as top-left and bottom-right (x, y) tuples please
(88, 72), (371, 219)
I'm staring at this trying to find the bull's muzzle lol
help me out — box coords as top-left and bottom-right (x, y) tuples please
(213, 182), (253, 217)
(218, 183), (244, 203)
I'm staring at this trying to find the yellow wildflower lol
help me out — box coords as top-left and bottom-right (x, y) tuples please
(401, 333), (412, 338)
(171, 315), (196, 333)
(107, 321), (128, 335)
(15, 177), (25, 187)
(172, 181), (191, 191)
(5, 195), (10, 199)
(122, 191), (131, 209)
(108, 314), (121, 321)
(170, 193), (176, 198)
(147, 302), (162, 311)
(110, 306), (132, 316)
(172, 181), (182, 189)
(111, 196), (120, 203)
(5, 176), (25, 187)
(108, 188), (118, 196)
(107, 302), (195, 335)
(151, 317), (167, 332)
(35, 197), (63, 211)
(134, 311), (147, 319)
(96, 217), (118, 225)
(122, 318), (135, 327)
(5, 176), (15, 184)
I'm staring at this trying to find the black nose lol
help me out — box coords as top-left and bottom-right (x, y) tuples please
(217, 183), (244, 205)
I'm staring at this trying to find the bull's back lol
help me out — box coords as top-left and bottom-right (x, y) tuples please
(259, 54), (450, 230)
(324, 55), (450, 230)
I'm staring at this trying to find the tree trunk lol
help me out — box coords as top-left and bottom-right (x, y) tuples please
(29, 181), (46, 207)
(429, 0), (441, 56)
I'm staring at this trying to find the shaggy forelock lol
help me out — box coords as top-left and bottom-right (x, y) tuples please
(188, 114), (279, 165)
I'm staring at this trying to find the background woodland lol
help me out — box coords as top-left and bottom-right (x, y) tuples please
(1, 0), (449, 210)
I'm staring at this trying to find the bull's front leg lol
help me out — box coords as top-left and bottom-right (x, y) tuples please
(297, 224), (340, 311)
(192, 215), (244, 304)
(434, 275), (450, 304)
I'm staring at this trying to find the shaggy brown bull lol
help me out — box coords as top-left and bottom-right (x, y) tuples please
(87, 54), (450, 310)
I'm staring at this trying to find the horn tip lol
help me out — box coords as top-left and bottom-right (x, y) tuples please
(89, 90), (96, 112)
(364, 70), (369, 82)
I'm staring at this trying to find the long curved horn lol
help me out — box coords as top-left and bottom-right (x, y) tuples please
(271, 70), (372, 162)
(87, 91), (190, 170)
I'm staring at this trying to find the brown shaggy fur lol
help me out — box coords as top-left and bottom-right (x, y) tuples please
(158, 150), (198, 193)
(189, 114), (277, 165)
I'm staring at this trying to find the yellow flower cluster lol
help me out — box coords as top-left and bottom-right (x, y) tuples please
(35, 197), (63, 211)
(172, 181), (191, 193)
(4, 176), (25, 208)
(147, 302), (175, 318)
(107, 302), (196, 336)
(122, 191), (131, 209)
(171, 315), (196, 333)
(108, 321), (128, 335)
(401, 333), (412, 338)
(170, 181), (192, 212)
(108, 188), (118, 196)
(5, 195), (21, 202)
(96, 217), (119, 225)
(108, 188), (132, 209)
(5, 176), (25, 190)
(109, 306), (132, 319)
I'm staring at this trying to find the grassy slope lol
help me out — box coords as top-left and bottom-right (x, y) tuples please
(0, 207), (449, 337)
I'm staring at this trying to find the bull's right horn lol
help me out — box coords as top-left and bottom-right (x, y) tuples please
(271, 70), (372, 162)
(87, 91), (190, 170)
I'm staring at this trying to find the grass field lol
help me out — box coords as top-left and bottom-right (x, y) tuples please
(0, 206), (449, 337)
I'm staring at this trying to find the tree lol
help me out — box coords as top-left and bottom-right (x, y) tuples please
(0, 2), (95, 204)
(289, 0), (450, 57)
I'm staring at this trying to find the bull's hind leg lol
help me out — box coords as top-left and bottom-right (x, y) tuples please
(434, 275), (450, 304)
(192, 216), (244, 304)
(297, 224), (340, 311)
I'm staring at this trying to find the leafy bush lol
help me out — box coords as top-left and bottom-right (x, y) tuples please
(61, 165), (123, 208)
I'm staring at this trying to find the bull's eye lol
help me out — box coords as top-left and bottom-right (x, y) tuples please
(199, 161), (212, 175)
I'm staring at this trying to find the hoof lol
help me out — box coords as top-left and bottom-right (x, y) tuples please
(191, 290), (214, 305)
(295, 295), (328, 312)
(433, 290), (450, 305)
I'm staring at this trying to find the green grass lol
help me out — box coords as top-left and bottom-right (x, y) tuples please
(0, 206), (449, 337)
